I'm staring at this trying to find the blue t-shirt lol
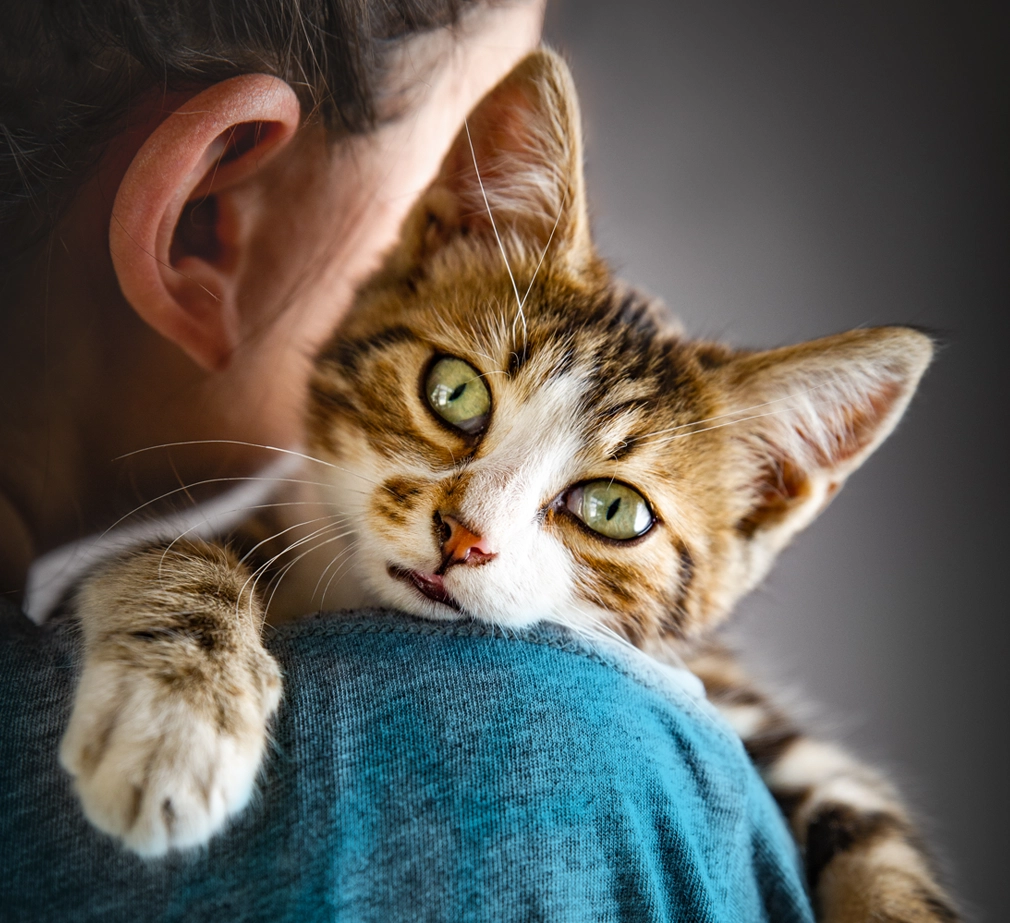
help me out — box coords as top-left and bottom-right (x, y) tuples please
(0, 604), (813, 922)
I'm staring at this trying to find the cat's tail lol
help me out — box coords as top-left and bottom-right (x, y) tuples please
(683, 641), (962, 923)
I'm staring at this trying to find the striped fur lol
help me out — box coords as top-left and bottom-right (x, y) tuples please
(680, 641), (961, 923)
(60, 47), (960, 919)
(60, 540), (280, 856)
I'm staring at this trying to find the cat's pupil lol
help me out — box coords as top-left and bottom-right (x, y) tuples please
(606, 499), (621, 521)
(450, 383), (466, 402)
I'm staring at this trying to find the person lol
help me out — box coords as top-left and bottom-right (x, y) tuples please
(0, 0), (545, 590)
(0, 2), (815, 919)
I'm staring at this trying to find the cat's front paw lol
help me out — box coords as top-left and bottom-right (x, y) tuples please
(60, 648), (281, 857)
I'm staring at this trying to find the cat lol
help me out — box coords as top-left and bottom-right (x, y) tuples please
(59, 49), (959, 922)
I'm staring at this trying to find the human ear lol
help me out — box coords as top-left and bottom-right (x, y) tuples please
(110, 75), (300, 371)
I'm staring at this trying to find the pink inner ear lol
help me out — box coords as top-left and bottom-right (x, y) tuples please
(737, 457), (811, 538)
(440, 80), (561, 231)
(729, 351), (919, 539)
(408, 49), (591, 271)
(804, 378), (905, 469)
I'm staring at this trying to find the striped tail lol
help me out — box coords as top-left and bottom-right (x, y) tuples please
(683, 641), (961, 923)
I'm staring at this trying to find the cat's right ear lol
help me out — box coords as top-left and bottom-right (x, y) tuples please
(109, 76), (300, 371)
(393, 48), (594, 277)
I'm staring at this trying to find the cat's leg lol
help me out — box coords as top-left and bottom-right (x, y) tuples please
(683, 642), (961, 923)
(59, 539), (281, 856)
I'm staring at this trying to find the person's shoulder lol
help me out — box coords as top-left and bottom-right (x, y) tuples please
(266, 609), (754, 780)
(0, 596), (71, 654)
(1, 606), (814, 923)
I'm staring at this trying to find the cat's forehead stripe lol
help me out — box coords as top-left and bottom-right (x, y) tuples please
(317, 288), (716, 484)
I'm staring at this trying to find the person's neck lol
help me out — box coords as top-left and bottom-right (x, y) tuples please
(0, 222), (307, 600)
(0, 489), (35, 603)
(0, 378), (97, 600)
(0, 266), (85, 599)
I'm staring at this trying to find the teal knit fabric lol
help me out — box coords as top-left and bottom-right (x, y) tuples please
(0, 603), (813, 922)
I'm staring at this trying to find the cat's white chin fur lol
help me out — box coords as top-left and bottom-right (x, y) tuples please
(59, 657), (280, 857)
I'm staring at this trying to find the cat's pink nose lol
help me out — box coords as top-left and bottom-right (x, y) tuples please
(437, 513), (496, 569)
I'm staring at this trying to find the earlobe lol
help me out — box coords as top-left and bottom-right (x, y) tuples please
(110, 75), (300, 371)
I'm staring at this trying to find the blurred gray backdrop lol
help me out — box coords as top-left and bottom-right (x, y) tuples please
(544, 1), (1008, 918)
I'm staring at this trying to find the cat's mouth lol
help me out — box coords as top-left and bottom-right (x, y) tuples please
(387, 565), (463, 613)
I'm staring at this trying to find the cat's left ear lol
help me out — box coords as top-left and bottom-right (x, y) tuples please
(713, 326), (933, 567)
(393, 47), (594, 277)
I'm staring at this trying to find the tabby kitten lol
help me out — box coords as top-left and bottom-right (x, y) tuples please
(60, 50), (958, 922)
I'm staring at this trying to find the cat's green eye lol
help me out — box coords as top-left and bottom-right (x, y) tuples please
(425, 357), (491, 435)
(565, 480), (654, 541)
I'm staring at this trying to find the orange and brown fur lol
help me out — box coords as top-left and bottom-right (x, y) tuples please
(60, 49), (959, 920)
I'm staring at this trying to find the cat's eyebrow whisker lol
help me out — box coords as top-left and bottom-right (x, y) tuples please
(463, 119), (526, 346)
(463, 342), (496, 364)
(636, 383), (835, 441)
(644, 398), (837, 448)
(519, 186), (567, 311)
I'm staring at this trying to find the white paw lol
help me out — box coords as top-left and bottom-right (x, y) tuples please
(60, 654), (281, 857)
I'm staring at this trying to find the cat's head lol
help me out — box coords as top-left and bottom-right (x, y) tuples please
(306, 50), (932, 644)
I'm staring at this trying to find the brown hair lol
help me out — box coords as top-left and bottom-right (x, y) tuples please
(0, 0), (496, 261)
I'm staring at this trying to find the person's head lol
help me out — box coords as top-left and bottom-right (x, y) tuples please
(0, 0), (545, 590)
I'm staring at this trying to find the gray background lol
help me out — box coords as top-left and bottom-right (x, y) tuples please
(544, 1), (1007, 918)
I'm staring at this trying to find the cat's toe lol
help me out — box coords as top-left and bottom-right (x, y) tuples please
(60, 655), (281, 856)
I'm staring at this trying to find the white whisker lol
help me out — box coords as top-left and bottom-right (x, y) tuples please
(519, 187), (567, 310)
(644, 398), (838, 448)
(237, 513), (351, 567)
(238, 521), (354, 619)
(318, 545), (360, 609)
(157, 507), (349, 578)
(101, 476), (340, 538)
(116, 439), (347, 474)
(637, 383), (834, 441)
(264, 529), (357, 617)
(312, 540), (357, 603)
(463, 119), (526, 345)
